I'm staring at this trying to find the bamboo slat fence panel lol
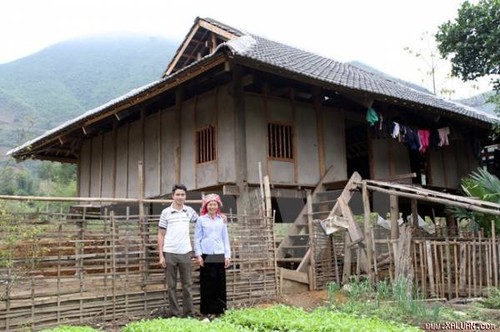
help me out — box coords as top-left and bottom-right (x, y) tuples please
(0, 208), (277, 331)
(312, 222), (500, 299)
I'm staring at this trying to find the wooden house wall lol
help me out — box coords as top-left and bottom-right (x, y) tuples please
(429, 137), (478, 188)
(101, 131), (114, 198)
(78, 85), (237, 198)
(115, 124), (129, 197)
(160, 106), (177, 195)
(371, 138), (411, 180)
(245, 95), (329, 186)
(195, 90), (218, 189)
(322, 109), (347, 182)
(144, 112), (161, 197)
(245, 94), (267, 184)
(79, 141), (91, 197)
(295, 102), (320, 184)
(217, 86), (236, 183)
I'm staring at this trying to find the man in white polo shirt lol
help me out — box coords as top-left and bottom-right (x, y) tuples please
(158, 184), (198, 318)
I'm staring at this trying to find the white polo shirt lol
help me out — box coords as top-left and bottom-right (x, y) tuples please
(159, 204), (198, 254)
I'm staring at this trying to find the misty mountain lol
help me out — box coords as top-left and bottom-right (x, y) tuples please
(0, 33), (177, 152)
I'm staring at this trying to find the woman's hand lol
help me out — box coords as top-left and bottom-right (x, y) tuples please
(197, 256), (204, 267)
(224, 258), (231, 268)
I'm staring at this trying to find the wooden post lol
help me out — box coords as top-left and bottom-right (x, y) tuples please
(111, 211), (117, 321)
(411, 198), (418, 228)
(342, 232), (352, 284)
(425, 240), (436, 297)
(307, 193), (316, 290)
(138, 161), (148, 279)
(362, 182), (374, 283)
(395, 225), (414, 298)
(390, 195), (399, 261)
(264, 176), (272, 219)
(492, 220), (498, 287)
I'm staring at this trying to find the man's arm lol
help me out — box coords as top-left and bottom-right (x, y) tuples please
(158, 228), (166, 268)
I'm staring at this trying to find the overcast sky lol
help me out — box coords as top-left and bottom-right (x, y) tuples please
(0, 0), (492, 98)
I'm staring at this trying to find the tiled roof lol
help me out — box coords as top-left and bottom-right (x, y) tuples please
(7, 19), (498, 159)
(224, 34), (499, 124)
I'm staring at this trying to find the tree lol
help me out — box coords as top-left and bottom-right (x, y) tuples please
(435, 0), (500, 137)
(404, 31), (457, 96)
(435, 0), (500, 90)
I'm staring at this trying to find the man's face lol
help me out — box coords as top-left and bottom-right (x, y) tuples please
(172, 189), (186, 206)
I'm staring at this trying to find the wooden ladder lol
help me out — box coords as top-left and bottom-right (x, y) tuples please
(277, 171), (364, 277)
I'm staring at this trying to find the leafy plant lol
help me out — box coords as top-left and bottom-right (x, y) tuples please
(481, 287), (500, 309)
(447, 168), (500, 235)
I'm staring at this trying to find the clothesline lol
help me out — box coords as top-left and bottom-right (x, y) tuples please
(366, 107), (450, 154)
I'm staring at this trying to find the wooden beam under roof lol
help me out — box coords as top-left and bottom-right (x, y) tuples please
(164, 18), (239, 76)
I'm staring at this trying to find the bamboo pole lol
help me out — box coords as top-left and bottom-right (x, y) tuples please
(306, 193), (316, 290)
(492, 221), (498, 287)
(419, 241), (426, 295)
(371, 227), (378, 282)
(425, 240), (436, 297)
(111, 212), (117, 321)
(439, 242), (445, 298)
(343, 232), (352, 284)
(361, 184), (500, 216)
(467, 242), (471, 298)
(472, 235), (477, 297)
(362, 183), (373, 283)
(390, 195), (399, 241)
(453, 239), (459, 298)
(479, 231), (483, 295)
(445, 238), (451, 299)
(387, 239), (393, 283)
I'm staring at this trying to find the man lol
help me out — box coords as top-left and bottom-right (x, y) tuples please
(158, 184), (198, 318)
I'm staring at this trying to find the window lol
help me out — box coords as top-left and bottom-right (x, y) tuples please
(196, 126), (216, 163)
(268, 123), (293, 160)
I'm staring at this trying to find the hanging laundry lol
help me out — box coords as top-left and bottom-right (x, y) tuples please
(366, 107), (379, 126)
(418, 129), (430, 153)
(438, 127), (450, 146)
(429, 129), (440, 150)
(405, 128), (420, 151)
(391, 122), (400, 139)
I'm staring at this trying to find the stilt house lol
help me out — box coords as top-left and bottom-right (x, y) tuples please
(8, 17), (499, 218)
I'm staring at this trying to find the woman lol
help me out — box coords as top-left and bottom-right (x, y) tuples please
(194, 193), (231, 320)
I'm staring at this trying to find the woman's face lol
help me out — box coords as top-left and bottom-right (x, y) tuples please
(207, 201), (219, 215)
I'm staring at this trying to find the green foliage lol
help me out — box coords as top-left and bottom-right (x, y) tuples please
(326, 277), (467, 326)
(121, 307), (421, 332)
(436, 0), (500, 136)
(0, 210), (49, 270)
(481, 287), (500, 309)
(122, 317), (246, 332)
(447, 167), (500, 235)
(435, 0), (500, 84)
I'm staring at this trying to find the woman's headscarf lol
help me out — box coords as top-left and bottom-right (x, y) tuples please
(200, 193), (223, 216)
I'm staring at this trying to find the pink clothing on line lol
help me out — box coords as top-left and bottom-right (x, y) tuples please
(418, 129), (430, 153)
(438, 127), (450, 146)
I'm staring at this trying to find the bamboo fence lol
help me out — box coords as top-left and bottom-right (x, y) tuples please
(0, 205), (277, 331)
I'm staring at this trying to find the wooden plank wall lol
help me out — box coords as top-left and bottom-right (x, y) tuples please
(0, 209), (277, 332)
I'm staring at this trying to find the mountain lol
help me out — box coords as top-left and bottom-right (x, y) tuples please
(0, 33), (178, 151)
(456, 92), (497, 116)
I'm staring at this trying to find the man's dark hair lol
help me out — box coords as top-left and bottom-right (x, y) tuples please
(172, 184), (187, 193)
